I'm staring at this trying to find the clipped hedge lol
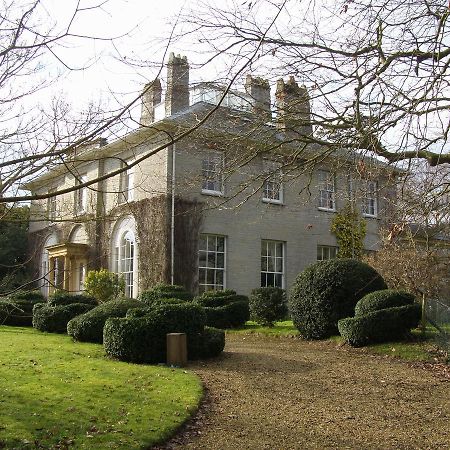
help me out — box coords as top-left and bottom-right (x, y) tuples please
(0, 294), (46, 326)
(67, 298), (141, 343)
(193, 290), (250, 328)
(33, 303), (95, 333)
(8, 290), (45, 303)
(289, 259), (387, 339)
(104, 303), (207, 363)
(48, 292), (98, 307)
(249, 287), (287, 326)
(200, 327), (225, 358)
(354, 290), (415, 317)
(138, 284), (193, 306)
(338, 303), (421, 347)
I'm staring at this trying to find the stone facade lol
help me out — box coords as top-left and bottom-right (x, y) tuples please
(26, 53), (395, 297)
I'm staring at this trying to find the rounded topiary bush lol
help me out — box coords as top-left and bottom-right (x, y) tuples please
(104, 303), (207, 363)
(354, 290), (415, 317)
(338, 303), (421, 347)
(32, 303), (95, 333)
(67, 298), (141, 343)
(138, 284), (193, 305)
(249, 287), (287, 326)
(8, 290), (45, 303)
(289, 259), (387, 339)
(48, 292), (98, 307)
(199, 327), (225, 359)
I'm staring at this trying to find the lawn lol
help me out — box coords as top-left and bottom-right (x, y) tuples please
(229, 321), (439, 362)
(0, 326), (202, 449)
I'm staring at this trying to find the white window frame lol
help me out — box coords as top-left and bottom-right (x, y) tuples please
(111, 217), (138, 298)
(198, 234), (226, 293)
(261, 240), (285, 288)
(318, 170), (336, 211)
(262, 160), (284, 204)
(118, 163), (134, 204)
(317, 245), (338, 261)
(201, 151), (224, 196)
(75, 174), (88, 214)
(362, 180), (378, 218)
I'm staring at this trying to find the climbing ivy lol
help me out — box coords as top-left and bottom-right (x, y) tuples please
(331, 204), (366, 259)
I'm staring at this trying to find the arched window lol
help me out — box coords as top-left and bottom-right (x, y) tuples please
(41, 234), (58, 297)
(112, 217), (137, 298)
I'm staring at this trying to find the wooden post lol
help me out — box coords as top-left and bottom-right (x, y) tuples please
(166, 333), (187, 367)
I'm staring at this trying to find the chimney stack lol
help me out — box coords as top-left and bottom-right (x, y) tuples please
(140, 78), (162, 126)
(165, 53), (189, 116)
(245, 75), (271, 122)
(275, 77), (312, 136)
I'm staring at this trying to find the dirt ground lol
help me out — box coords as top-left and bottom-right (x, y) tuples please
(155, 334), (450, 450)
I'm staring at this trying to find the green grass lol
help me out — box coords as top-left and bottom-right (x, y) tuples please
(0, 326), (202, 449)
(227, 320), (299, 337)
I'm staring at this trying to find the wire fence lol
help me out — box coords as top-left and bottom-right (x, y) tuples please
(425, 298), (450, 353)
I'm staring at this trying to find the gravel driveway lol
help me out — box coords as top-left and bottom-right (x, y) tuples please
(157, 334), (450, 450)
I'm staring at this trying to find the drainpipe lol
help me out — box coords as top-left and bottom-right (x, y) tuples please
(171, 143), (176, 285)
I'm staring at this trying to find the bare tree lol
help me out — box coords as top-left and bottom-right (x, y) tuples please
(177, 0), (450, 170)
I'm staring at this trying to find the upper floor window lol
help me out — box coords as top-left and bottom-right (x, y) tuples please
(47, 188), (57, 221)
(198, 234), (226, 293)
(362, 180), (378, 217)
(74, 174), (87, 214)
(317, 245), (338, 261)
(119, 163), (134, 204)
(263, 161), (283, 204)
(318, 170), (335, 211)
(261, 240), (284, 288)
(201, 151), (224, 195)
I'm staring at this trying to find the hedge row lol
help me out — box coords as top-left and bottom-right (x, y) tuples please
(138, 284), (193, 305)
(103, 303), (207, 363)
(32, 303), (95, 333)
(48, 292), (98, 307)
(67, 298), (141, 343)
(0, 291), (46, 326)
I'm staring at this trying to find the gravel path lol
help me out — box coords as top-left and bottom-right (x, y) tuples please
(158, 334), (450, 450)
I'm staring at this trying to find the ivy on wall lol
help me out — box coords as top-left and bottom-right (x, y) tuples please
(331, 203), (366, 259)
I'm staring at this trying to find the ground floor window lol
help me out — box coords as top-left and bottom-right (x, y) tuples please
(112, 217), (137, 298)
(261, 240), (284, 288)
(317, 245), (338, 261)
(198, 234), (226, 293)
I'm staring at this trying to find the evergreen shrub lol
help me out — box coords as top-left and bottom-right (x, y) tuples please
(67, 298), (141, 343)
(354, 290), (415, 316)
(338, 303), (421, 347)
(0, 292), (45, 326)
(249, 287), (287, 326)
(138, 284), (193, 305)
(289, 259), (387, 339)
(48, 292), (97, 307)
(104, 303), (206, 363)
(32, 303), (94, 333)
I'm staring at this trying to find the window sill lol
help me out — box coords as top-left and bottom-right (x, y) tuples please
(201, 189), (224, 197)
(262, 198), (284, 205)
(362, 213), (378, 219)
(318, 207), (336, 213)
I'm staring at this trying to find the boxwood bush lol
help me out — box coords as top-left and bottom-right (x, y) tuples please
(289, 259), (387, 339)
(104, 303), (207, 363)
(338, 303), (421, 347)
(138, 284), (193, 306)
(354, 290), (415, 316)
(200, 327), (225, 358)
(0, 292), (46, 326)
(67, 298), (141, 343)
(193, 290), (250, 328)
(48, 292), (98, 307)
(249, 287), (287, 326)
(32, 303), (95, 333)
